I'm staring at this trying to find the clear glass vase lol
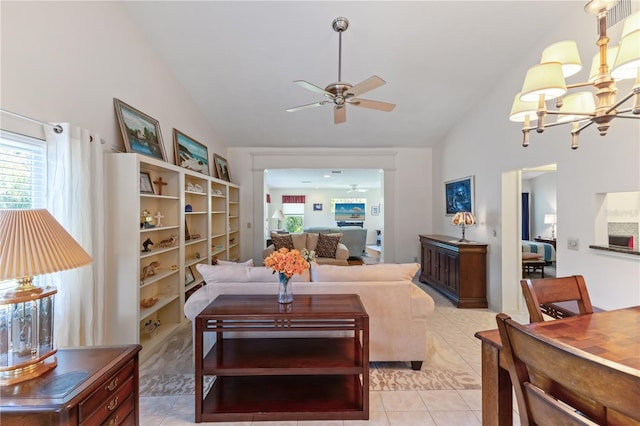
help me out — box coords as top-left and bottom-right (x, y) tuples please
(278, 272), (293, 304)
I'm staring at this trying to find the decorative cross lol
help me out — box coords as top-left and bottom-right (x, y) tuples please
(154, 211), (164, 227)
(153, 177), (168, 195)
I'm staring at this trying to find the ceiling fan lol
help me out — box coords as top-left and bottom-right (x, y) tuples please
(347, 184), (368, 193)
(286, 17), (396, 124)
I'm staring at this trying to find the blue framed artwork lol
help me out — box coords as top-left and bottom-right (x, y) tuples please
(313, 203), (322, 211)
(335, 203), (365, 221)
(445, 176), (474, 215)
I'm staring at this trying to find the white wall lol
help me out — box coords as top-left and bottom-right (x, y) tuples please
(530, 173), (557, 239)
(1, 1), (225, 159)
(432, 10), (640, 311)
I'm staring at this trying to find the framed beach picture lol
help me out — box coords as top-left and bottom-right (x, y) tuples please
(114, 98), (167, 161)
(213, 154), (231, 182)
(445, 176), (475, 215)
(173, 129), (209, 175)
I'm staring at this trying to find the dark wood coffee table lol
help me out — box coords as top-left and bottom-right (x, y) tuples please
(194, 294), (369, 423)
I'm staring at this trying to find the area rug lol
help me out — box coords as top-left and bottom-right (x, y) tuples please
(139, 322), (481, 396)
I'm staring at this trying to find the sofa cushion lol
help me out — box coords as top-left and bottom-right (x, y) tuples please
(306, 233), (319, 252)
(311, 263), (420, 282)
(216, 259), (254, 266)
(272, 234), (294, 250)
(291, 233), (307, 251)
(315, 233), (342, 258)
(197, 263), (310, 283)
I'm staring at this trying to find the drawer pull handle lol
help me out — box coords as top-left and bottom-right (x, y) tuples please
(107, 397), (119, 411)
(106, 377), (118, 391)
(106, 415), (119, 426)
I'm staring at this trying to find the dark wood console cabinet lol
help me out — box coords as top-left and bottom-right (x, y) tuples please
(419, 235), (488, 308)
(1, 345), (141, 425)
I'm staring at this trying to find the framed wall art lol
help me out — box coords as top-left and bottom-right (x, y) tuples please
(173, 129), (209, 175)
(371, 205), (380, 216)
(114, 98), (167, 161)
(185, 265), (196, 286)
(213, 154), (231, 182)
(313, 203), (323, 211)
(445, 175), (475, 215)
(140, 171), (154, 194)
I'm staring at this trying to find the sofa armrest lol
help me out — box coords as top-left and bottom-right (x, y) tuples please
(335, 243), (349, 261)
(263, 244), (275, 259)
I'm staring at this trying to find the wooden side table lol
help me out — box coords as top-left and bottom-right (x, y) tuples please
(195, 294), (369, 423)
(1, 345), (141, 425)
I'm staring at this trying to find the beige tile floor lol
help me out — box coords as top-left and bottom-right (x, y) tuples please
(140, 282), (526, 426)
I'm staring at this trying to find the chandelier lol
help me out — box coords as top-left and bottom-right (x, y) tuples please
(510, 0), (640, 149)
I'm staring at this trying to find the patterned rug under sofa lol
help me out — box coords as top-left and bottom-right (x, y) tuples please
(139, 319), (481, 396)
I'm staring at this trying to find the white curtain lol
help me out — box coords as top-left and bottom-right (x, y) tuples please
(46, 124), (106, 347)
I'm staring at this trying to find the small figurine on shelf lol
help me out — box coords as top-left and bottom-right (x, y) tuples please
(141, 210), (154, 229)
(144, 319), (161, 335)
(142, 238), (154, 252)
(185, 204), (193, 212)
(212, 256), (219, 265)
(141, 261), (160, 280)
(154, 211), (164, 227)
(158, 234), (177, 248)
(195, 252), (201, 259)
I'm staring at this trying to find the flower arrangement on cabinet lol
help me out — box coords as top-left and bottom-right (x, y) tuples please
(264, 248), (310, 278)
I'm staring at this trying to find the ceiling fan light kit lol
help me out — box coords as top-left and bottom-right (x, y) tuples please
(286, 17), (396, 124)
(509, 0), (640, 149)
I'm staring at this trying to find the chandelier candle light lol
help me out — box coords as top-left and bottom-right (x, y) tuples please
(0, 209), (93, 385)
(451, 211), (476, 242)
(510, 1), (640, 149)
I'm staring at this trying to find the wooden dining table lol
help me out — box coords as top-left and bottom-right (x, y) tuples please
(475, 306), (640, 426)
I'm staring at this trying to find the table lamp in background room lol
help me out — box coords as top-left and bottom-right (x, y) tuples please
(544, 213), (557, 239)
(272, 209), (285, 231)
(451, 211), (476, 242)
(0, 209), (93, 385)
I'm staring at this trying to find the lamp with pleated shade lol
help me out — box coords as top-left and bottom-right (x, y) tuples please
(0, 209), (93, 385)
(451, 211), (476, 242)
(272, 209), (285, 230)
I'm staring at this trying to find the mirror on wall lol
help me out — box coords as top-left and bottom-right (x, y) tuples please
(594, 191), (639, 251)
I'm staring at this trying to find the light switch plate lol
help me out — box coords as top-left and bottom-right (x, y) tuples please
(568, 238), (579, 250)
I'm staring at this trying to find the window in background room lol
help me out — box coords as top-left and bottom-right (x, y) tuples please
(282, 202), (304, 233)
(0, 130), (47, 290)
(282, 195), (305, 233)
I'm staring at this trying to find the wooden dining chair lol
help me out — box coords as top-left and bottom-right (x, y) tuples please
(520, 275), (594, 322)
(496, 313), (640, 426)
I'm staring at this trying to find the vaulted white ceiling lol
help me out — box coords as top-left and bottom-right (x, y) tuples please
(122, 1), (578, 149)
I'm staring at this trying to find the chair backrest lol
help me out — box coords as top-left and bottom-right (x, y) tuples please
(520, 275), (593, 322)
(496, 313), (640, 426)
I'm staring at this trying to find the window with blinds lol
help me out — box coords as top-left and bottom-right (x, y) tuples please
(0, 131), (47, 209)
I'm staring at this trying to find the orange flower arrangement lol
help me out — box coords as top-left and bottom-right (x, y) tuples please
(264, 248), (310, 278)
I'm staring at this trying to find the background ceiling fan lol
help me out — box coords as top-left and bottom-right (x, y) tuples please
(347, 184), (368, 193)
(286, 17), (396, 124)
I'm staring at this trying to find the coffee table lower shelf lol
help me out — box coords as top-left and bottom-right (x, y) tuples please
(201, 374), (365, 422)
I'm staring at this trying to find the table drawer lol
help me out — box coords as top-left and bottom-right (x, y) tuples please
(80, 375), (135, 425)
(97, 394), (135, 426)
(79, 359), (135, 423)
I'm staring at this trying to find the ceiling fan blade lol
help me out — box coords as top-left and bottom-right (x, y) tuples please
(286, 101), (329, 112)
(349, 98), (396, 112)
(334, 105), (346, 124)
(294, 80), (335, 99)
(346, 75), (386, 97)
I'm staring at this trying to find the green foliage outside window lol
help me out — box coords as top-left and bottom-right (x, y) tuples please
(285, 216), (303, 234)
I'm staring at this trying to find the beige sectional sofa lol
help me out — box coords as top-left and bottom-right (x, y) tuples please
(184, 262), (435, 369)
(263, 232), (349, 266)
